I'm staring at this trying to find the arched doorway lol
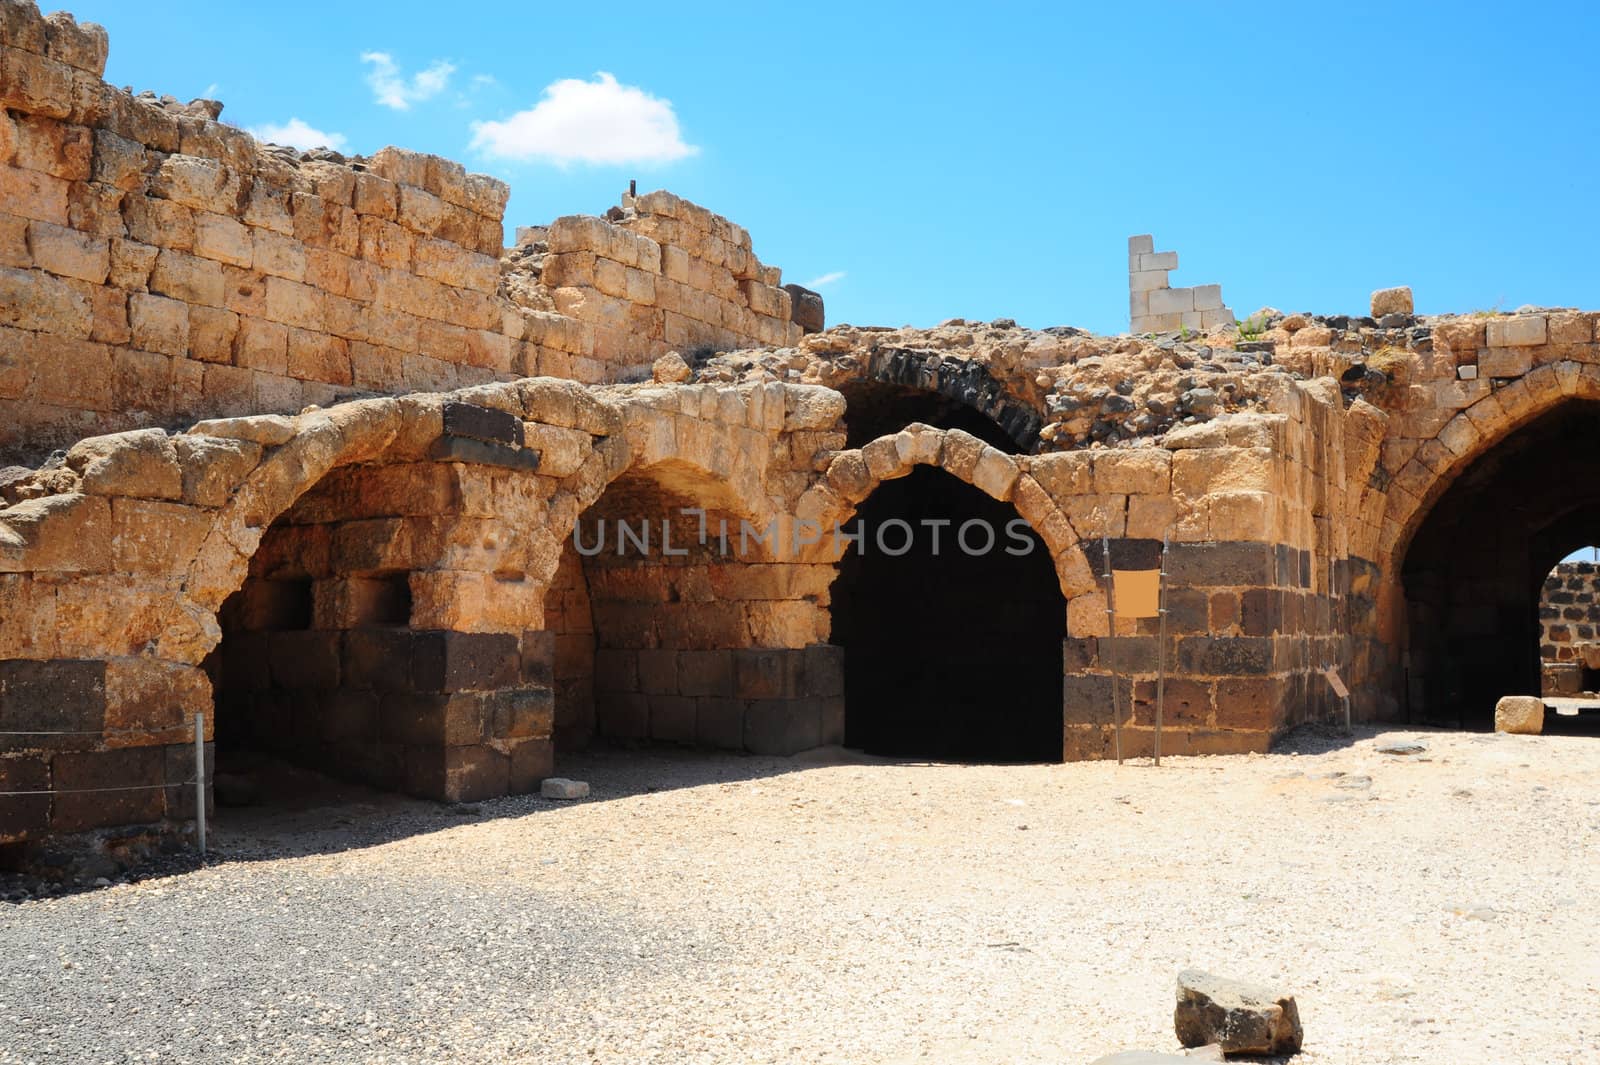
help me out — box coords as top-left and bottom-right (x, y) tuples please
(831, 464), (1066, 761)
(1537, 552), (1600, 697)
(1402, 401), (1600, 727)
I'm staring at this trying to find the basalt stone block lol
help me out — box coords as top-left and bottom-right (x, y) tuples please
(1100, 636), (1159, 673)
(649, 694), (696, 744)
(50, 746), (165, 832)
(733, 649), (801, 700)
(162, 741), (213, 821)
(1163, 588), (1209, 634)
(801, 644), (845, 698)
(695, 696), (745, 750)
(341, 628), (415, 692)
(677, 650), (734, 698)
(820, 696), (845, 746)
(268, 631), (341, 690)
(1062, 673), (1115, 724)
(411, 631), (519, 693)
(441, 401), (524, 447)
(745, 697), (821, 755)
(783, 284), (824, 334)
(488, 687), (554, 740)
(1062, 637), (1098, 672)
(507, 736), (554, 792)
(1213, 676), (1287, 731)
(404, 743), (508, 802)
(0, 659), (106, 737)
(519, 629), (555, 687)
(0, 755), (49, 840)
(596, 690), (648, 740)
(1178, 636), (1274, 675)
(1239, 588), (1281, 637)
(428, 435), (540, 471)
(1167, 542), (1276, 587)
(381, 691), (489, 747)
(318, 690), (380, 744)
(1082, 537), (1162, 573)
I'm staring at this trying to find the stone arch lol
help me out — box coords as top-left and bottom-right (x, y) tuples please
(1382, 360), (1600, 569)
(814, 424), (1077, 760)
(830, 347), (1043, 453)
(1394, 368), (1600, 727)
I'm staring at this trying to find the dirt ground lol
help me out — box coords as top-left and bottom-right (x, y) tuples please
(3, 725), (1598, 1064)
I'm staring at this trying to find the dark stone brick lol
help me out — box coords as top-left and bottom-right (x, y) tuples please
(519, 629), (555, 687)
(488, 688), (554, 740)
(163, 741), (213, 821)
(820, 696), (845, 746)
(0, 659), (106, 738)
(0, 755), (49, 841)
(442, 401), (525, 447)
(595, 691), (648, 740)
(1062, 673), (1113, 725)
(428, 435), (540, 471)
(403, 743), (509, 802)
(745, 697), (821, 755)
(341, 629), (414, 692)
(1100, 636), (1159, 673)
(50, 747), (165, 832)
(801, 644), (844, 698)
(220, 632), (272, 691)
(649, 694), (696, 743)
(783, 284), (825, 334)
(318, 691), (380, 744)
(1177, 636), (1275, 675)
(507, 737), (554, 792)
(1131, 677), (1212, 727)
(1240, 588), (1281, 637)
(411, 631), (519, 693)
(678, 650), (734, 697)
(269, 631), (341, 690)
(380, 692), (482, 746)
(695, 697), (745, 749)
(636, 648), (678, 694)
(734, 649), (801, 700)
(1166, 542), (1276, 587)
(592, 648), (637, 693)
(1214, 676), (1289, 731)
(1062, 637), (1098, 672)
(1164, 588), (1209, 634)
(1082, 537), (1162, 573)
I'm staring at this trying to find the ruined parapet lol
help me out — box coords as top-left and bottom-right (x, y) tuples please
(1128, 235), (1235, 333)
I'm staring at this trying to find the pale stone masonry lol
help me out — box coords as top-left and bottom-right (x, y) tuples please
(1128, 234), (1235, 333)
(5, 0), (1600, 857)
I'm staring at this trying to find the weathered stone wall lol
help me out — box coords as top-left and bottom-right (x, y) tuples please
(1538, 561), (1600, 695)
(0, 1), (813, 465)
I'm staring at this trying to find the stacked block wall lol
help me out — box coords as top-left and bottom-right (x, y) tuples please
(1128, 234), (1234, 334)
(1538, 561), (1600, 695)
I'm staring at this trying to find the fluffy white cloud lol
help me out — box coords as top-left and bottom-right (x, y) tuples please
(802, 271), (846, 289)
(470, 72), (697, 166)
(248, 117), (349, 152)
(362, 51), (456, 111)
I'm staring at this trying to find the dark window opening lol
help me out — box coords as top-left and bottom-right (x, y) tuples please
(832, 465), (1065, 761)
(839, 381), (1024, 453)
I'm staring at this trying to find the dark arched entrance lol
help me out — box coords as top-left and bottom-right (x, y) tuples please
(831, 465), (1066, 761)
(1403, 401), (1600, 728)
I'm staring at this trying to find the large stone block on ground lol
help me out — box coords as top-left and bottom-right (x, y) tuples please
(1174, 969), (1302, 1055)
(1494, 695), (1544, 735)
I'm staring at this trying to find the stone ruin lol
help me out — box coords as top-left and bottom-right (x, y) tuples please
(4, 0), (1600, 855)
(1538, 561), (1600, 696)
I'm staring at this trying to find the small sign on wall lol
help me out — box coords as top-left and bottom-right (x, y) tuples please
(1112, 569), (1161, 619)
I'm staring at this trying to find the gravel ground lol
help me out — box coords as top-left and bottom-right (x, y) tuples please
(3, 726), (1599, 1064)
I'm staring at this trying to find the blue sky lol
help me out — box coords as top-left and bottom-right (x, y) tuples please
(77, 1), (1599, 335)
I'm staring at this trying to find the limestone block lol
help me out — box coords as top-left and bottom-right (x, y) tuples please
(66, 427), (182, 500)
(0, 493), (112, 573)
(173, 434), (262, 507)
(1149, 286), (1195, 315)
(783, 385), (845, 430)
(24, 219), (106, 282)
(1369, 285), (1413, 317)
(1486, 315), (1546, 347)
(0, 44), (74, 120)
(861, 436), (903, 480)
(523, 423), (590, 477)
(1172, 447), (1274, 496)
(43, 12), (109, 76)
(1028, 451), (1093, 499)
(1093, 449), (1171, 495)
(150, 248), (225, 307)
(150, 154), (241, 215)
(128, 291), (187, 356)
(1494, 695), (1544, 734)
(1479, 345), (1533, 378)
(971, 447), (1019, 501)
(0, 263), (90, 334)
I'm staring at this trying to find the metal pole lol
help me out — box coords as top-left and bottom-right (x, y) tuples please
(1101, 533), (1123, 765)
(1155, 532), (1170, 767)
(194, 712), (206, 858)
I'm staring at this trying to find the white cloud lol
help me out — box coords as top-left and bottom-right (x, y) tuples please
(801, 270), (846, 289)
(469, 72), (696, 166)
(362, 51), (456, 111)
(248, 117), (349, 152)
(200, 82), (221, 99)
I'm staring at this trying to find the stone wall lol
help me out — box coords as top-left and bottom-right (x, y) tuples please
(1128, 235), (1234, 334)
(0, 1), (815, 465)
(1539, 561), (1600, 695)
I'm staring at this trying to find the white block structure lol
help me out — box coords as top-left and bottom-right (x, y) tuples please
(1128, 235), (1235, 333)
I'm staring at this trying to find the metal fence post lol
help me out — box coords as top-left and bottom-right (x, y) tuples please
(194, 712), (206, 858)
(1100, 533), (1123, 766)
